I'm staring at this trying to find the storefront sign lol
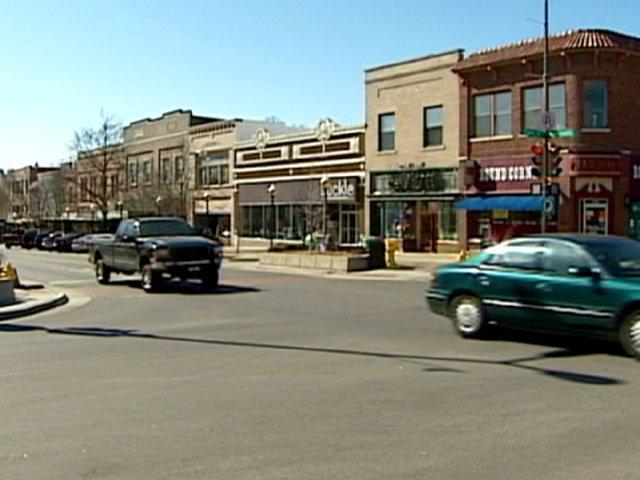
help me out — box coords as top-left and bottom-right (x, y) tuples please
(325, 178), (357, 202)
(371, 168), (458, 196)
(479, 165), (534, 183)
(471, 157), (538, 194)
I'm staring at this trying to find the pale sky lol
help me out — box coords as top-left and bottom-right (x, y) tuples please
(2, 0), (638, 171)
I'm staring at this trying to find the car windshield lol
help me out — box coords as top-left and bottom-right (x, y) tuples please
(139, 220), (195, 237)
(584, 239), (640, 277)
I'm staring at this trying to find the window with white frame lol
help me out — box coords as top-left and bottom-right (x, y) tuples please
(474, 91), (512, 137)
(523, 83), (566, 130)
(378, 113), (396, 151)
(424, 106), (443, 147)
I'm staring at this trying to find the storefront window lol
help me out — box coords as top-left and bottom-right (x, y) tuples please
(438, 201), (458, 240)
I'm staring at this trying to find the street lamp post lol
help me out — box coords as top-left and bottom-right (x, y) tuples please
(64, 207), (70, 234)
(90, 204), (96, 233)
(203, 191), (211, 237)
(319, 174), (329, 237)
(267, 183), (276, 250)
(117, 200), (123, 220)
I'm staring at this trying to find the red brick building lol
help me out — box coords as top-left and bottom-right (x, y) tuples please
(454, 29), (640, 246)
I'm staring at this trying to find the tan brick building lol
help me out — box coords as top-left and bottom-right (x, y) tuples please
(188, 118), (297, 240)
(1, 165), (59, 223)
(122, 109), (221, 217)
(364, 50), (463, 252)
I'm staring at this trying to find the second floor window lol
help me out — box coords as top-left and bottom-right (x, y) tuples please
(142, 160), (152, 185)
(378, 113), (395, 151)
(424, 106), (443, 147)
(199, 152), (229, 186)
(474, 91), (512, 137)
(523, 83), (566, 130)
(128, 161), (138, 187)
(174, 156), (184, 182)
(161, 157), (172, 184)
(584, 80), (608, 128)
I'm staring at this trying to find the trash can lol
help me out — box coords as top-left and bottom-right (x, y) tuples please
(363, 237), (386, 269)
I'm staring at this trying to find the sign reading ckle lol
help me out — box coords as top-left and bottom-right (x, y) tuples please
(325, 178), (357, 201)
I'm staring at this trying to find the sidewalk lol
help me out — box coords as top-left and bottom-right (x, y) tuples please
(223, 240), (459, 281)
(0, 285), (69, 321)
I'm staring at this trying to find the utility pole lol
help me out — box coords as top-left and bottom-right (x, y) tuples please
(541, 0), (549, 233)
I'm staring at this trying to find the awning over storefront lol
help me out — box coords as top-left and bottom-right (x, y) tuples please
(456, 195), (543, 211)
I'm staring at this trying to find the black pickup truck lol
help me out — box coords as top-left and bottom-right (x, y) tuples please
(90, 217), (223, 292)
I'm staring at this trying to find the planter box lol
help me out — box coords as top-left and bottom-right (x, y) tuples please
(260, 252), (370, 272)
(0, 278), (16, 306)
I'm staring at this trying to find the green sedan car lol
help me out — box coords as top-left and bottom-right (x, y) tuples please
(426, 235), (640, 359)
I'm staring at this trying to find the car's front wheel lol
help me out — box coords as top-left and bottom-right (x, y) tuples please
(141, 264), (161, 293)
(619, 311), (640, 359)
(95, 259), (111, 284)
(450, 294), (487, 338)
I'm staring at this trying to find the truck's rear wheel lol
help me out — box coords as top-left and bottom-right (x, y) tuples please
(95, 259), (111, 284)
(141, 264), (161, 293)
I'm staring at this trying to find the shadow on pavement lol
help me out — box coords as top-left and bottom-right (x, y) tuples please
(0, 322), (625, 386)
(485, 328), (626, 358)
(107, 279), (261, 295)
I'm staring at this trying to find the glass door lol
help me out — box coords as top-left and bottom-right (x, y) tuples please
(339, 205), (358, 245)
(581, 199), (608, 235)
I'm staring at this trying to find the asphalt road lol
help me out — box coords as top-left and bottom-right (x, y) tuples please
(2, 247), (640, 479)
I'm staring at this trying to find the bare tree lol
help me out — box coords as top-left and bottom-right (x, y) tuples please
(68, 112), (124, 228)
(123, 146), (191, 218)
(28, 170), (68, 224)
(0, 173), (9, 220)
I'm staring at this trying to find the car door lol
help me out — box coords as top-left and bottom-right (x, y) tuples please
(475, 240), (549, 329)
(534, 240), (617, 335)
(113, 220), (137, 271)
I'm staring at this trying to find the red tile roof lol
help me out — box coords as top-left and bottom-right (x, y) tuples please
(455, 29), (640, 71)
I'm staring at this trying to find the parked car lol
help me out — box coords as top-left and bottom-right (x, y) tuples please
(427, 234), (640, 359)
(21, 230), (39, 249)
(72, 233), (113, 253)
(54, 233), (84, 252)
(91, 217), (223, 292)
(1, 231), (23, 248)
(41, 232), (63, 250)
(35, 231), (53, 250)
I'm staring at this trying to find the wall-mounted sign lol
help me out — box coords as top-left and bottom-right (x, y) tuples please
(325, 178), (358, 202)
(479, 165), (534, 183)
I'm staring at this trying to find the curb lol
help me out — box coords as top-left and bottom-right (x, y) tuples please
(0, 293), (69, 321)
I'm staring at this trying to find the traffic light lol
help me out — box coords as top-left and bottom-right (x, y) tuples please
(548, 143), (563, 177)
(531, 143), (544, 178)
(530, 142), (564, 178)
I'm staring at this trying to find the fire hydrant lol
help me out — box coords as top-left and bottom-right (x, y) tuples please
(385, 238), (401, 268)
(0, 263), (20, 288)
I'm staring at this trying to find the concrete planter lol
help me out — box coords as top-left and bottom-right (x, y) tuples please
(0, 278), (16, 307)
(260, 252), (370, 272)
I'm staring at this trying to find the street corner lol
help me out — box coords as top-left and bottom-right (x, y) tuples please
(0, 286), (70, 321)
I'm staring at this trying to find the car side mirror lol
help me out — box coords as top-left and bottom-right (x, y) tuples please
(568, 266), (602, 280)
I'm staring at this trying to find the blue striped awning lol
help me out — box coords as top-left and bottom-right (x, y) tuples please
(455, 195), (544, 211)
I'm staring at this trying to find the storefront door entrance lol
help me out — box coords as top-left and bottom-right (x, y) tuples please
(340, 207), (358, 245)
(581, 199), (608, 235)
